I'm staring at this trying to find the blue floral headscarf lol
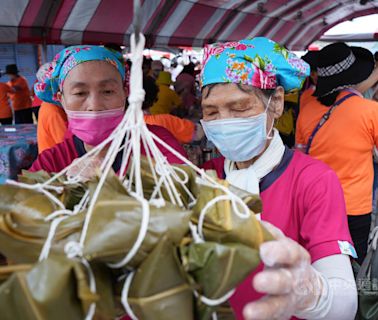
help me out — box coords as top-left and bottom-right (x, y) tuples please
(200, 37), (310, 93)
(34, 45), (125, 106)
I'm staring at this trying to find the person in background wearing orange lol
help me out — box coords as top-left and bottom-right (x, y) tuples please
(5, 64), (32, 124)
(150, 71), (182, 115)
(37, 101), (68, 154)
(33, 62), (68, 154)
(0, 76), (13, 125)
(143, 76), (203, 144)
(296, 43), (378, 264)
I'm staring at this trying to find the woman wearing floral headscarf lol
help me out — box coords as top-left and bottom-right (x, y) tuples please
(30, 45), (186, 174)
(201, 38), (357, 319)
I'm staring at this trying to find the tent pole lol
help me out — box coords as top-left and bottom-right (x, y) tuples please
(133, 0), (142, 45)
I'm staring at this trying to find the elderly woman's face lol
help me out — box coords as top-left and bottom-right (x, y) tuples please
(201, 83), (284, 136)
(202, 83), (266, 121)
(60, 61), (126, 111)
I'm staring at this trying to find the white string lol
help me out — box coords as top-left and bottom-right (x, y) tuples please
(38, 190), (90, 262)
(148, 130), (253, 210)
(107, 194), (150, 268)
(193, 288), (236, 307)
(121, 271), (138, 320)
(44, 209), (73, 221)
(6, 28), (257, 320)
(140, 134), (165, 203)
(140, 125), (186, 206)
(77, 120), (133, 248)
(39, 215), (70, 261)
(5, 179), (65, 209)
(81, 258), (97, 320)
(197, 193), (250, 241)
(189, 222), (204, 244)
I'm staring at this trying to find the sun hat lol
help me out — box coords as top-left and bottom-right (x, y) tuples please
(313, 42), (374, 97)
(301, 51), (319, 71)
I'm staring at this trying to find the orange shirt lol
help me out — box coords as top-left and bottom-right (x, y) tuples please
(296, 91), (378, 215)
(7, 76), (31, 111)
(144, 114), (195, 144)
(37, 102), (68, 154)
(299, 87), (316, 110)
(0, 83), (12, 119)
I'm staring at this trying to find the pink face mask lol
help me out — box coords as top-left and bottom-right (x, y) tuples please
(66, 107), (124, 146)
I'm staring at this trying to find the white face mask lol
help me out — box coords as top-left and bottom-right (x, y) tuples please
(201, 96), (273, 162)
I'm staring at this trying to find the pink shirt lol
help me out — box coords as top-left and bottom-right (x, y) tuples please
(203, 149), (354, 320)
(30, 125), (187, 173)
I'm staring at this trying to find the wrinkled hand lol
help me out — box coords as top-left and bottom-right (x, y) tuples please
(67, 156), (103, 182)
(243, 222), (323, 320)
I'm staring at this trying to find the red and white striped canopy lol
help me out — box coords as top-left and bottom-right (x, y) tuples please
(1, 0), (377, 50)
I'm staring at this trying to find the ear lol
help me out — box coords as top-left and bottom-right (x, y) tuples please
(270, 86), (285, 120)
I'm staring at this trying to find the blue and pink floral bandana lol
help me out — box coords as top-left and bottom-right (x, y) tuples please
(200, 37), (310, 93)
(34, 45), (125, 106)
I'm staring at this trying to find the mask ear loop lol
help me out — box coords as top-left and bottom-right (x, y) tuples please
(265, 93), (275, 140)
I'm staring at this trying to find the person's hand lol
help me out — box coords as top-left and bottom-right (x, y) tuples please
(243, 222), (323, 320)
(67, 155), (103, 182)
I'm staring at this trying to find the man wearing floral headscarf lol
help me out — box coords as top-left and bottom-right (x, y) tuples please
(29, 45), (186, 175)
(201, 38), (357, 320)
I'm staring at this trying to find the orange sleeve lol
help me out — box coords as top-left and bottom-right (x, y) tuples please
(5, 83), (12, 93)
(6, 81), (15, 93)
(166, 115), (195, 143)
(299, 90), (310, 109)
(20, 78), (29, 89)
(13, 77), (27, 90)
(49, 108), (68, 144)
(145, 114), (195, 144)
(38, 103), (68, 153)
